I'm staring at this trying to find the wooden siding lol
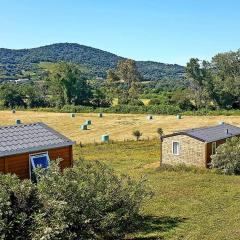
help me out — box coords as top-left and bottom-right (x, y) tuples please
(205, 135), (240, 167)
(0, 146), (73, 179)
(205, 139), (226, 167)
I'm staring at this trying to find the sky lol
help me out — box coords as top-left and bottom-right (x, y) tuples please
(0, 0), (239, 65)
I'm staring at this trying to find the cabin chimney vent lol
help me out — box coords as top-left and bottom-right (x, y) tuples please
(225, 129), (229, 134)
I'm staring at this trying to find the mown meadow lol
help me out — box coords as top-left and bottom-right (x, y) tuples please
(74, 140), (240, 240)
(1, 110), (240, 144)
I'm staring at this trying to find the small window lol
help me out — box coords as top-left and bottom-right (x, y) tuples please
(212, 142), (217, 155)
(30, 152), (50, 182)
(172, 141), (180, 155)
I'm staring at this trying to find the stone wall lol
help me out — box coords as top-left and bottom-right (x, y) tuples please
(162, 134), (206, 167)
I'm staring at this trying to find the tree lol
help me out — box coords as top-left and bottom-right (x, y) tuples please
(45, 62), (92, 107)
(0, 84), (26, 108)
(170, 89), (195, 110)
(22, 83), (48, 108)
(106, 69), (120, 101)
(211, 50), (240, 108)
(211, 137), (240, 175)
(157, 128), (164, 139)
(90, 88), (111, 108)
(133, 130), (142, 141)
(107, 59), (142, 105)
(186, 58), (213, 109)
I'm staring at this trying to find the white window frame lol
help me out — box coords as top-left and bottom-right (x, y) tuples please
(212, 142), (217, 155)
(172, 141), (180, 155)
(29, 152), (50, 180)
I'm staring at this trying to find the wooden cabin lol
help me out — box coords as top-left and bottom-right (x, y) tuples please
(162, 123), (240, 168)
(0, 122), (75, 179)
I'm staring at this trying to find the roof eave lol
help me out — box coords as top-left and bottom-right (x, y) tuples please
(162, 132), (206, 142)
(0, 141), (75, 158)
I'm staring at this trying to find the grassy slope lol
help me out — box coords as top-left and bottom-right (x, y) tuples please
(74, 140), (240, 240)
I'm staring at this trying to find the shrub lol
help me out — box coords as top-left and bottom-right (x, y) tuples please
(211, 137), (240, 175)
(0, 160), (151, 239)
(0, 174), (42, 240)
(133, 130), (143, 141)
(148, 98), (162, 105)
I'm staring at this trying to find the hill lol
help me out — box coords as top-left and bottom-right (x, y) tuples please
(0, 43), (185, 84)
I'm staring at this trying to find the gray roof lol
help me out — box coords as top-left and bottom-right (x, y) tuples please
(164, 123), (240, 143)
(0, 122), (75, 157)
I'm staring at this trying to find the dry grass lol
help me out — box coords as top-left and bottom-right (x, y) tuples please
(1, 110), (240, 144)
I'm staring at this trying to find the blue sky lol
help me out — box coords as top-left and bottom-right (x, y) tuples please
(0, 0), (239, 65)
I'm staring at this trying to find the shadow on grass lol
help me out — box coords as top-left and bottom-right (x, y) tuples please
(127, 215), (186, 240)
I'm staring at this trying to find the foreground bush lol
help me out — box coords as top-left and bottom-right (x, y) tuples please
(211, 137), (240, 175)
(0, 160), (150, 240)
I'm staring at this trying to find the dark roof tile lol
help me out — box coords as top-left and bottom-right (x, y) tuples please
(164, 123), (240, 142)
(0, 122), (75, 157)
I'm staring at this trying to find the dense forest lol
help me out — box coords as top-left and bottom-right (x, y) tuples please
(0, 43), (185, 86)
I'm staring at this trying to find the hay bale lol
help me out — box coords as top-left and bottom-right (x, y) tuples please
(80, 124), (88, 130)
(16, 119), (21, 125)
(176, 114), (182, 120)
(85, 120), (92, 125)
(147, 115), (153, 120)
(101, 134), (109, 142)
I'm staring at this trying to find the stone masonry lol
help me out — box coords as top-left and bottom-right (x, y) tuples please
(162, 134), (206, 167)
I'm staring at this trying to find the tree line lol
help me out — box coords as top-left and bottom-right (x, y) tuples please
(186, 49), (240, 109)
(0, 49), (239, 112)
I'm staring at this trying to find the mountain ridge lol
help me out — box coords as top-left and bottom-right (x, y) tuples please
(0, 43), (185, 82)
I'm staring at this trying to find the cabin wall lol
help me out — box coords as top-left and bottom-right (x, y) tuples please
(205, 135), (240, 167)
(0, 146), (73, 179)
(162, 135), (206, 167)
(206, 139), (227, 167)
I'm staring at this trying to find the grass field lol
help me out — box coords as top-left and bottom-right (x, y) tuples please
(0, 110), (240, 144)
(75, 140), (240, 240)
(1, 110), (240, 239)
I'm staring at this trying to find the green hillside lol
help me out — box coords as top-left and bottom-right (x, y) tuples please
(0, 43), (185, 83)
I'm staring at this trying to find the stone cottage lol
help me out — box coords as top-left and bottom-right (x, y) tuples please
(161, 123), (240, 167)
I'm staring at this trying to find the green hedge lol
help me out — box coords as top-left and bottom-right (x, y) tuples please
(1, 104), (240, 116)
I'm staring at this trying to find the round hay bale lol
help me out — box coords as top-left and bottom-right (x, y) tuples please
(80, 124), (88, 130)
(176, 114), (182, 119)
(16, 119), (21, 125)
(101, 134), (109, 142)
(85, 120), (92, 125)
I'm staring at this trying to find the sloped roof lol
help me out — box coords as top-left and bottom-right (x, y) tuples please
(0, 122), (75, 157)
(163, 123), (240, 143)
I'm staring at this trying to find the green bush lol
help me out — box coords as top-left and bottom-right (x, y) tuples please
(148, 98), (162, 105)
(0, 160), (150, 239)
(211, 137), (240, 175)
(0, 174), (42, 240)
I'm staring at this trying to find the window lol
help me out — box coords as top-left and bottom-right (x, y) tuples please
(212, 142), (217, 155)
(29, 152), (50, 182)
(172, 141), (180, 155)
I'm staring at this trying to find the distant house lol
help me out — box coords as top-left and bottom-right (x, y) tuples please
(0, 122), (75, 180)
(162, 123), (240, 168)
